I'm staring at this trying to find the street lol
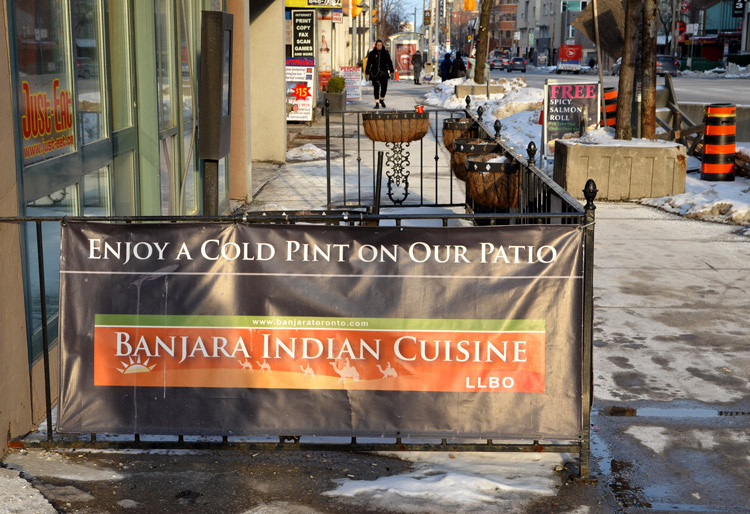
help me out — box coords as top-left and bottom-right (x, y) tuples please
(493, 68), (750, 105)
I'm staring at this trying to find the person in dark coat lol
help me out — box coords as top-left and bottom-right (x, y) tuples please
(364, 39), (395, 109)
(411, 50), (423, 85)
(439, 53), (452, 82)
(450, 50), (467, 79)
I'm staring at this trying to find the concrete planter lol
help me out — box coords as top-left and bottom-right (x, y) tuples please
(454, 85), (507, 98)
(553, 140), (687, 201)
(324, 92), (345, 113)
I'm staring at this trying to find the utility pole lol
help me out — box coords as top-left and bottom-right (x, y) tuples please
(671, 0), (678, 56)
(446, 0), (452, 52)
(550, 0), (558, 65)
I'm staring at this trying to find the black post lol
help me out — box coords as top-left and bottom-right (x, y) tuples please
(35, 221), (53, 442)
(580, 179), (598, 478)
(373, 151), (384, 214)
(325, 99), (332, 209)
(203, 160), (219, 216)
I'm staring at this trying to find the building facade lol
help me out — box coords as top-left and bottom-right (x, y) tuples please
(0, 0), (288, 456)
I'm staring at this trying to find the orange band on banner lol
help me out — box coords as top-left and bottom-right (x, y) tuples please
(704, 144), (736, 155)
(705, 125), (736, 136)
(702, 163), (734, 174)
(94, 325), (547, 393)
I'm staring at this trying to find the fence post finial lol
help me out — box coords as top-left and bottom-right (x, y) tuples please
(494, 119), (502, 138)
(465, 95), (471, 109)
(583, 179), (598, 211)
(477, 105), (484, 120)
(526, 141), (537, 165)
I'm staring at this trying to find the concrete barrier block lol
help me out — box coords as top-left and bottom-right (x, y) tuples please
(454, 85), (507, 98)
(553, 140), (686, 200)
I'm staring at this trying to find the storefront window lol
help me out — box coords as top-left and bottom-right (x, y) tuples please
(72, 0), (106, 144)
(182, 131), (198, 213)
(24, 184), (78, 358)
(15, 0), (76, 165)
(159, 136), (176, 215)
(155, 1), (177, 130)
(107, 0), (134, 131)
(83, 166), (111, 216)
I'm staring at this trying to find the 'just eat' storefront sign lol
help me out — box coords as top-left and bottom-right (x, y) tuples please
(58, 222), (584, 439)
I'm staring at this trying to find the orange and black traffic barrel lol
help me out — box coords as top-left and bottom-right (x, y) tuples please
(601, 87), (617, 127)
(701, 103), (736, 181)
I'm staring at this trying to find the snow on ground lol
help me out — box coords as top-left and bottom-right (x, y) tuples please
(0, 467), (57, 514)
(324, 452), (566, 513)
(680, 62), (750, 79)
(286, 143), (327, 161)
(641, 173), (750, 225)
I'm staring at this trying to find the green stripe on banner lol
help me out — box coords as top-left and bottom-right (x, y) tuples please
(95, 314), (545, 332)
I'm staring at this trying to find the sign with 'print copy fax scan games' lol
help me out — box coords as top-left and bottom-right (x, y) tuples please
(58, 222), (584, 439)
(542, 79), (601, 158)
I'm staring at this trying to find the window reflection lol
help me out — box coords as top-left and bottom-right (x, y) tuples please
(155, 1), (176, 129)
(15, 0), (75, 165)
(83, 167), (111, 216)
(25, 185), (78, 358)
(73, 0), (106, 144)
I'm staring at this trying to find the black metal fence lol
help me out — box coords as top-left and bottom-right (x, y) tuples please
(1, 103), (597, 477)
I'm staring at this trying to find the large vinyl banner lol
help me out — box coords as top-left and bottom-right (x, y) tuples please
(59, 222), (583, 439)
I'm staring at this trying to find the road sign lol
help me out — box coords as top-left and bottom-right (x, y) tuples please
(514, 31), (520, 41)
(681, 1), (690, 12)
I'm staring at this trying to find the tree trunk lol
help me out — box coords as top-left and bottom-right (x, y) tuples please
(615, 0), (643, 140)
(641, 0), (658, 139)
(473, 0), (493, 84)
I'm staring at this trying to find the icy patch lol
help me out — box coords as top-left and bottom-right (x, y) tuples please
(118, 499), (140, 509)
(0, 467), (56, 514)
(286, 144), (327, 162)
(486, 156), (508, 164)
(325, 452), (565, 513)
(3, 450), (124, 482)
(33, 483), (95, 503)
(241, 502), (323, 514)
(625, 426), (670, 454)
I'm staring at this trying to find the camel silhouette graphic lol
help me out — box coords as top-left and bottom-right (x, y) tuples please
(300, 363), (315, 381)
(257, 359), (271, 374)
(238, 359), (253, 372)
(376, 361), (398, 379)
(329, 359), (360, 384)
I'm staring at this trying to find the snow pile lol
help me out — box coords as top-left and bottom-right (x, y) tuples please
(422, 77), (531, 111)
(680, 62), (750, 79)
(641, 173), (750, 225)
(491, 87), (544, 119)
(286, 144), (327, 161)
(573, 127), (675, 147)
(325, 452), (566, 513)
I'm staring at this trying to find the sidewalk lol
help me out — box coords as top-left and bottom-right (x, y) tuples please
(3, 80), (750, 513)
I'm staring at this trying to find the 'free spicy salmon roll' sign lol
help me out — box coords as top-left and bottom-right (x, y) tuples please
(542, 79), (601, 158)
(59, 222), (584, 438)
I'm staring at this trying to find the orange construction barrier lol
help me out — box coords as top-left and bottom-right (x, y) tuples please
(601, 87), (617, 127)
(701, 103), (736, 181)
(394, 69), (400, 81)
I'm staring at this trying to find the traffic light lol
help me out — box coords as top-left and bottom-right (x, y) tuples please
(464, 0), (477, 10)
(372, 7), (377, 24)
(468, 34), (472, 42)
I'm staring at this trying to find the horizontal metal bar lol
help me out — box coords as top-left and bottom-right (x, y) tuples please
(327, 107), (466, 115)
(21, 439), (582, 454)
(0, 211), (585, 224)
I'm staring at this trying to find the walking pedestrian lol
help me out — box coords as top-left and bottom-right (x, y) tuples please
(411, 50), (423, 85)
(450, 50), (467, 79)
(365, 40), (394, 109)
(439, 52), (452, 82)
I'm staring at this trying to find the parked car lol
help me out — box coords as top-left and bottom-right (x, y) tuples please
(507, 57), (527, 73)
(489, 58), (504, 70)
(76, 57), (98, 79)
(611, 55), (679, 76)
(656, 55), (680, 76)
(611, 57), (621, 75)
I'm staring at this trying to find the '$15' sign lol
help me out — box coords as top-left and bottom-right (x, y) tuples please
(293, 82), (311, 101)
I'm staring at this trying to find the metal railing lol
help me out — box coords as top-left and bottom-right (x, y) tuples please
(2, 101), (597, 476)
(323, 97), (586, 226)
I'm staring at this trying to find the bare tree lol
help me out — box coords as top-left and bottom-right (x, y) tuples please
(616, 0), (643, 140)
(376, 0), (405, 40)
(642, 0), (658, 138)
(473, 0), (493, 84)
